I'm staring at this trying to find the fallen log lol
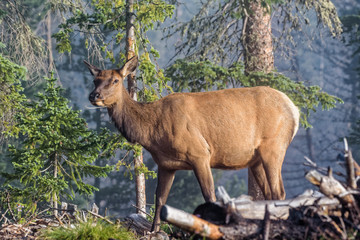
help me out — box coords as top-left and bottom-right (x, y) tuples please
(123, 213), (152, 235)
(305, 169), (356, 204)
(218, 205), (343, 240)
(160, 205), (223, 240)
(160, 184), (360, 239)
(215, 187), (340, 220)
(162, 201), (344, 240)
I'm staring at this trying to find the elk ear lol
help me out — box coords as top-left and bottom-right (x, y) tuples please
(118, 56), (138, 77)
(84, 60), (101, 77)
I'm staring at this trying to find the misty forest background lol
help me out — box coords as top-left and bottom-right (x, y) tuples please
(1, 0), (360, 221)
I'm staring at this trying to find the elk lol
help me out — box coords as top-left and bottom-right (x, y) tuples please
(85, 56), (299, 232)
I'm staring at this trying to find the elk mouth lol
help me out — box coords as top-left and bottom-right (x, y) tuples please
(90, 100), (106, 107)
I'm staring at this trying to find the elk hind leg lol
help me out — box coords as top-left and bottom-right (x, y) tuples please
(258, 142), (286, 200)
(249, 158), (272, 200)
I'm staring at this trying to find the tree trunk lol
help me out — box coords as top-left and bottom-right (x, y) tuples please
(93, 111), (102, 211)
(243, 0), (274, 200)
(52, 153), (58, 217)
(46, 10), (53, 72)
(244, 0), (274, 75)
(306, 128), (315, 161)
(126, 0), (146, 217)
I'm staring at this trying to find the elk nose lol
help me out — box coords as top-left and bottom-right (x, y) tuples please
(89, 92), (101, 102)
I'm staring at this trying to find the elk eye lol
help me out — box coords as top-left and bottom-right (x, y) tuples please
(113, 79), (119, 84)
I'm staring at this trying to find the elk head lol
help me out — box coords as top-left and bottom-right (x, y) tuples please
(84, 56), (138, 107)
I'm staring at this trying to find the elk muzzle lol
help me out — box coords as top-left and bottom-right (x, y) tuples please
(89, 91), (103, 106)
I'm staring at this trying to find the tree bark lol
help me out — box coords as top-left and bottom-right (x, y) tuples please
(243, 0), (274, 200)
(52, 153), (58, 217)
(244, 0), (274, 75)
(46, 10), (53, 72)
(126, 0), (146, 218)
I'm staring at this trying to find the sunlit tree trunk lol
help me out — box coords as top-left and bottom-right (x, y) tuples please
(93, 111), (102, 210)
(126, 0), (146, 217)
(243, 0), (274, 200)
(52, 153), (58, 217)
(47, 11), (59, 215)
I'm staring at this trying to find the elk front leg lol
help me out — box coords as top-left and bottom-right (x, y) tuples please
(151, 167), (175, 232)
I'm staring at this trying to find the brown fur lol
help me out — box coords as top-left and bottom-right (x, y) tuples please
(85, 56), (300, 232)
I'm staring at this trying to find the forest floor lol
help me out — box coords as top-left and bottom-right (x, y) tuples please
(0, 218), (58, 239)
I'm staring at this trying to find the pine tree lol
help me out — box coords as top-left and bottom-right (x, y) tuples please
(4, 75), (112, 215)
(0, 53), (26, 144)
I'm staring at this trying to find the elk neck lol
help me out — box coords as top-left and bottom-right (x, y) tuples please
(107, 86), (158, 149)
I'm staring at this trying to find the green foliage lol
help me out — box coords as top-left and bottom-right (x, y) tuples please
(52, 0), (174, 185)
(40, 218), (136, 240)
(164, 0), (342, 63)
(101, 132), (156, 180)
(53, 0), (174, 99)
(166, 60), (343, 128)
(0, 53), (27, 143)
(0, 187), (39, 224)
(167, 59), (232, 92)
(2, 75), (113, 207)
(138, 52), (173, 101)
(0, 1), (48, 82)
(275, 0), (342, 39)
(244, 72), (343, 128)
(136, 0), (174, 31)
(53, 28), (73, 53)
(53, 0), (173, 59)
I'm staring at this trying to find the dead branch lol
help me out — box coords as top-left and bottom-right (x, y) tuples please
(305, 169), (356, 204)
(262, 204), (270, 240)
(131, 204), (153, 219)
(160, 205), (223, 240)
(345, 148), (357, 189)
(86, 210), (114, 225)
